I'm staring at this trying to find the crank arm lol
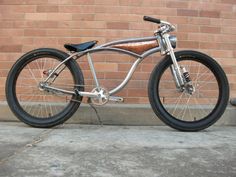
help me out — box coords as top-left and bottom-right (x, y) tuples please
(109, 96), (124, 102)
(76, 90), (99, 98)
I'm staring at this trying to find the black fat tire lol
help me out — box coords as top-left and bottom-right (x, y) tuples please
(5, 48), (84, 128)
(148, 50), (229, 131)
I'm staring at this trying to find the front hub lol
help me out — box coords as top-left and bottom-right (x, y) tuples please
(185, 84), (195, 95)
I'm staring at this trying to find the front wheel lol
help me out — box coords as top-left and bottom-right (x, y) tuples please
(148, 50), (229, 131)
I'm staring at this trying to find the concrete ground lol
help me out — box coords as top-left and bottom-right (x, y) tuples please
(0, 123), (235, 177)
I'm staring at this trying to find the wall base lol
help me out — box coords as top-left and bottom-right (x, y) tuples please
(0, 102), (235, 126)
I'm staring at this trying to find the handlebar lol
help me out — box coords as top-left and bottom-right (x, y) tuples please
(143, 16), (175, 34)
(143, 16), (161, 24)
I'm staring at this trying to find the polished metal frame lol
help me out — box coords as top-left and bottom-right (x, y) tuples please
(43, 34), (179, 99)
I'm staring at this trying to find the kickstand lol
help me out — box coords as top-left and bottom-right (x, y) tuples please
(88, 98), (103, 126)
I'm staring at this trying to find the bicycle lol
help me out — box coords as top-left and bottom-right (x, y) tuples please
(5, 16), (229, 131)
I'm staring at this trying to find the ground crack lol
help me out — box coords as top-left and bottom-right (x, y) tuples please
(0, 124), (64, 165)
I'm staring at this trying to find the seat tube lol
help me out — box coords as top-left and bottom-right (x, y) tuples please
(163, 34), (184, 86)
(87, 53), (100, 88)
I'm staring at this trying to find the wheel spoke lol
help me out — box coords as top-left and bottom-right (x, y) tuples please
(172, 91), (185, 115)
(180, 94), (192, 120)
(27, 65), (39, 84)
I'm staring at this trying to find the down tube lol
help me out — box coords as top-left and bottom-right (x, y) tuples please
(109, 58), (142, 95)
(109, 46), (161, 95)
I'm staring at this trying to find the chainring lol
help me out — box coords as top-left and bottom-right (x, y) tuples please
(89, 87), (109, 106)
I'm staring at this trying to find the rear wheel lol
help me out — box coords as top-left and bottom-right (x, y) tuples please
(6, 48), (84, 128)
(148, 50), (229, 131)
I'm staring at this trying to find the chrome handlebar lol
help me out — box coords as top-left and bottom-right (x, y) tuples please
(143, 16), (175, 35)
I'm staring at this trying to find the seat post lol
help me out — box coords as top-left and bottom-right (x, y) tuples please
(87, 53), (100, 88)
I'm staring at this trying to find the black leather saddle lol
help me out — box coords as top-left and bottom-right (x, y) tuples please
(64, 41), (98, 52)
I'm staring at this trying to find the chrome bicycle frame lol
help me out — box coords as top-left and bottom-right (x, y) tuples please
(43, 34), (181, 98)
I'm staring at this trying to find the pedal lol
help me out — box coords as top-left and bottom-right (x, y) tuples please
(109, 96), (124, 102)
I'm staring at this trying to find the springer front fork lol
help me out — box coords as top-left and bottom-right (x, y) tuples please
(162, 34), (194, 94)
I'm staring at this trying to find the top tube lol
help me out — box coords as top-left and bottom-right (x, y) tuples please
(96, 36), (159, 48)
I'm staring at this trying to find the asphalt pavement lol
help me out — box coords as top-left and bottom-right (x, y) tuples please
(0, 122), (235, 177)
